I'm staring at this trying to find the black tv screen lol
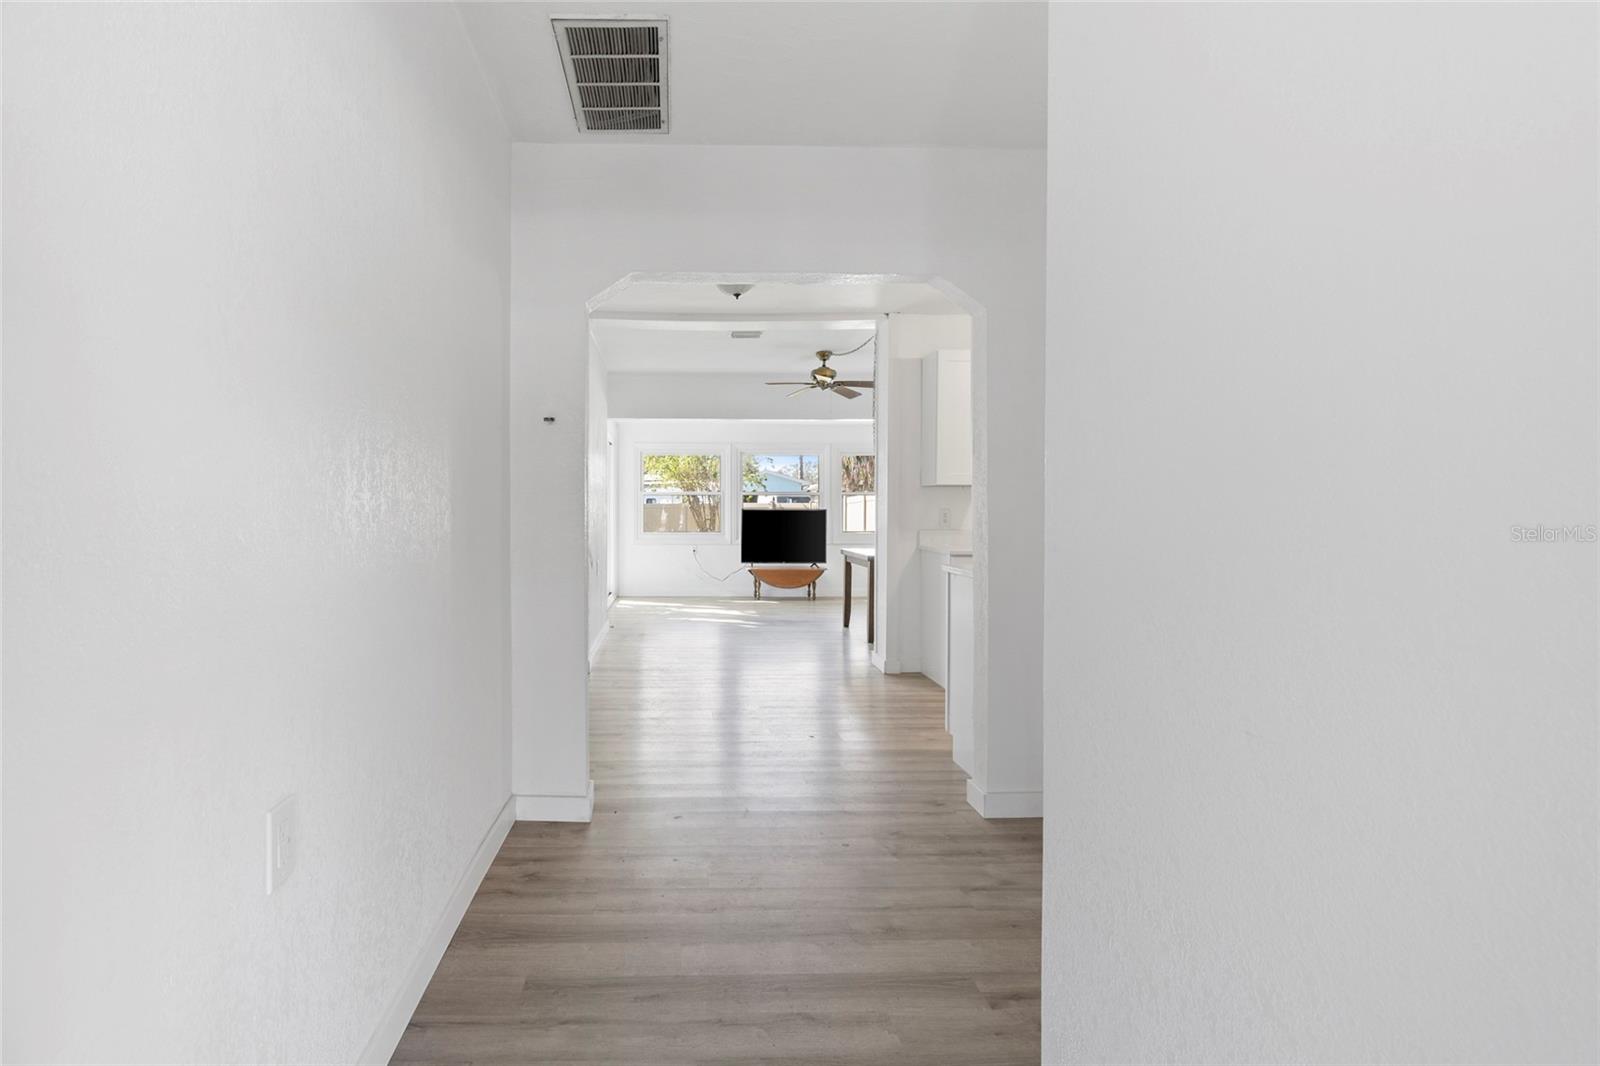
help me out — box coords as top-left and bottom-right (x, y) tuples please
(741, 509), (827, 564)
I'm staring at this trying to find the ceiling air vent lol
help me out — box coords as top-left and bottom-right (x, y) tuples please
(552, 18), (668, 134)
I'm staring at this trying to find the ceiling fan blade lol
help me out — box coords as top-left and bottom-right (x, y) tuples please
(765, 381), (814, 385)
(830, 386), (862, 399)
(787, 385), (817, 398)
(832, 380), (874, 388)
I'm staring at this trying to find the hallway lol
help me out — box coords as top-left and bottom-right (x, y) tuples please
(393, 598), (1042, 1064)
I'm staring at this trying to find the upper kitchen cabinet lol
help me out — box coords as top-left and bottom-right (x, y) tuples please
(921, 349), (972, 486)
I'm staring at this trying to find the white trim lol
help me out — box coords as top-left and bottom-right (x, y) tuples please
(589, 312), (880, 329)
(589, 620), (610, 667)
(358, 795), (515, 1065)
(613, 417), (872, 425)
(584, 272), (973, 315)
(965, 780), (1042, 819)
(515, 780), (596, 822)
(868, 316), (892, 679)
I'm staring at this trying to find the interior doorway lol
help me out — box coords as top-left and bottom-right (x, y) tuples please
(395, 273), (1040, 1062)
(584, 274), (977, 699)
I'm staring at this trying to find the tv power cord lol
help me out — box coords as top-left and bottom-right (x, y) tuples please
(691, 547), (746, 583)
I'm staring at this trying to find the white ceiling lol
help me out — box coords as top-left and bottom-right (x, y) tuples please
(591, 278), (966, 316)
(595, 324), (877, 375)
(458, 1), (1046, 148)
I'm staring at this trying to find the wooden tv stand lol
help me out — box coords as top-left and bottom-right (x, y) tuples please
(750, 566), (824, 600)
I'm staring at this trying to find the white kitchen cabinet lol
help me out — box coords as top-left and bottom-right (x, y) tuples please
(920, 349), (972, 486)
(921, 549), (950, 688)
(945, 564), (975, 775)
(919, 538), (972, 689)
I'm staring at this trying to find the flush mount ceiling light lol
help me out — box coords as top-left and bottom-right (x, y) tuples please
(730, 330), (763, 339)
(717, 284), (754, 300)
(552, 18), (668, 133)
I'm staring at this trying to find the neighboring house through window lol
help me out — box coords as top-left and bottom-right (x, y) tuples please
(742, 453), (819, 509)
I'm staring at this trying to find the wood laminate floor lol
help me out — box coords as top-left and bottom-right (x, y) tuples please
(393, 597), (1041, 1065)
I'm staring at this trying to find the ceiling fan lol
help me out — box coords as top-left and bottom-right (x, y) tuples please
(766, 340), (875, 400)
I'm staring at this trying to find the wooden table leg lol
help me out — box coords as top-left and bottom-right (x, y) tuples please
(753, 572), (761, 600)
(842, 555), (853, 627)
(866, 558), (875, 646)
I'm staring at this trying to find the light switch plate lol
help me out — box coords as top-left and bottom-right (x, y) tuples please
(266, 795), (297, 895)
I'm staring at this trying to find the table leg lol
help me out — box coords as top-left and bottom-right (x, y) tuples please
(842, 556), (853, 627)
(753, 572), (761, 600)
(866, 558), (876, 646)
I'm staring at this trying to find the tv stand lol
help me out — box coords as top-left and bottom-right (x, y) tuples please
(750, 566), (825, 600)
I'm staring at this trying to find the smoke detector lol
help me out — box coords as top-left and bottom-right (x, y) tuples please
(552, 18), (668, 134)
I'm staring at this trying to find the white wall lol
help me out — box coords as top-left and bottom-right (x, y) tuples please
(609, 371), (878, 422)
(586, 350), (611, 658)
(614, 419), (873, 599)
(1043, 5), (1597, 1063)
(511, 143), (1045, 815)
(2, 5), (510, 1062)
(882, 314), (972, 674)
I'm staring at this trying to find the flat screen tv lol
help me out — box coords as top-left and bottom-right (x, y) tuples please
(741, 509), (827, 565)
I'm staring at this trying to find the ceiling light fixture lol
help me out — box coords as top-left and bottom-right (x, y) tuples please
(717, 284), (754, 301)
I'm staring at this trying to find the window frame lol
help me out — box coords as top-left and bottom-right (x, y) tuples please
(635, 444), (731, 544)
(734, 445), (831, 546)
(836, 451), (878, 542)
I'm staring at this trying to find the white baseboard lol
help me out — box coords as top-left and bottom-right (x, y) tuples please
(588, 623), (610, 667)
(515, 780), (595, 822)
(966, 780), (1042, 819)
(359, 794), (514, 1065)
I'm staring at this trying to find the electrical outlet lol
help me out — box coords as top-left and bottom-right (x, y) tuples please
(939, 507), (952, 529)
(266, 795), (297, 895)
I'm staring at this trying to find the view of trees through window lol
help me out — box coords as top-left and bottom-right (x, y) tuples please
(640, 453), (721, 533)
(841, 454), (877, 533)
(641, 450), (873, 534)
(742, 454), (819, 509)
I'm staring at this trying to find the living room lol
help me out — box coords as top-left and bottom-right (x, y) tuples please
(587, 278), (978, 690)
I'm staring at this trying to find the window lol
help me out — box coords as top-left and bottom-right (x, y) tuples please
(640, 453), (722, 533)
(742, 453), (820, 510)
(840, 454), (876, 533)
